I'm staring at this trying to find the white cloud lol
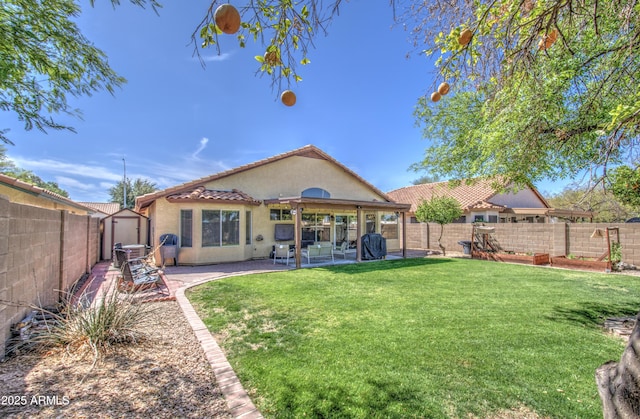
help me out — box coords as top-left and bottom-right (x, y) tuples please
(11, 157), (122, 182)
(192, 137), (209, 159)
(55, 176), (95, 191)
(202, 52), (233, 62)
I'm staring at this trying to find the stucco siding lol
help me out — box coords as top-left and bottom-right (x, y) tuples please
(490, 188), (546, 208)
(202, 156), (386, 202)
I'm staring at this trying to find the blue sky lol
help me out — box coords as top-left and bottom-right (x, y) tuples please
(4, 0), (568, 203)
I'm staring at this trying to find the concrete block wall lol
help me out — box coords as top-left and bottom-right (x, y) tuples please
(1, 196), (100, 359)
(406, 222), (640, 267)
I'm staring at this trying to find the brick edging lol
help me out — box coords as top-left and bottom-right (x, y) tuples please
(174, 279), (264, 419)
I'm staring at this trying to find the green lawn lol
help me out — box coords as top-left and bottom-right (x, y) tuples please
(186, 258), (640, 418)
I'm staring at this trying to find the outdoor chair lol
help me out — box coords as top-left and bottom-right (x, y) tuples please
(334, 241), (356, 259)
(119, 261), (167, 293)
(114, 248), (159, 276)
(273, 244), (294, 265)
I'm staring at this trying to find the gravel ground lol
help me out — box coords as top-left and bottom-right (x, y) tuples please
(0, 301), (233, 418)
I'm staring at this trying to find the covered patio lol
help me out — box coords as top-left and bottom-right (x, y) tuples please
(264, 196), (412, 269)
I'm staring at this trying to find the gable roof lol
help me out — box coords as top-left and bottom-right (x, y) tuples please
(135, 145), (395, 210)
(387, 178), (550, 214)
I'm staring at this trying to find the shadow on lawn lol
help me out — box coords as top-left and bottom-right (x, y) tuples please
(549, 300), (639, 328)
(274, 375), (423, 417)
(321, 257), (455, 275)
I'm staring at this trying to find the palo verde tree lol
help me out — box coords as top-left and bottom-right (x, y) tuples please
(414, 196), (463, 256)
(0, 0), (160, 145)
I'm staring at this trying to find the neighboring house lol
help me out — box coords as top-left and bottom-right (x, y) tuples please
(387, 178), (593, 223)
(135, 145), (410, 267)
(0, 173), (98, 216)
(77, 202), (121, 218)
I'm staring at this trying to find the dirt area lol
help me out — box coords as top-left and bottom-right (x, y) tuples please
(0, 301), (232, 418)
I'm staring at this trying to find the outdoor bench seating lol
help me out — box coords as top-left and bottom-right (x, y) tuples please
(302, 242), (334, 264)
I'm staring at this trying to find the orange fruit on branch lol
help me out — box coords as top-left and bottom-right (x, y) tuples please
(431, 91), (442, 102)
(281, 90), (296, 106)
(438, 82), (450, 95)
(214, 4), (241, 35)
(458, 28), (472, 46)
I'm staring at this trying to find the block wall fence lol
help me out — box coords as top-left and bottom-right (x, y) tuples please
(0, 196), (100, 359)
(405, 222), (640, 266)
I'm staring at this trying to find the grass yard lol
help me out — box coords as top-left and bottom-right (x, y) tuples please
(187, 258), (640, 418)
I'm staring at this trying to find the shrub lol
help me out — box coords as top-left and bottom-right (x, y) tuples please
(19, 285), (156, 362)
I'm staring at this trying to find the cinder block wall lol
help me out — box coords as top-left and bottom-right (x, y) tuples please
(1, 196), (100, 359)
(406, 222), (640, 266)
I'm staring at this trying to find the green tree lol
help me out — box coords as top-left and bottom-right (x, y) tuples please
(109, 178), (158, 209)
(0, 145), (68, 196)
(407, 1), (640, 189)
(0, 0), (159, 145)
(608, 165), (640, 210)
(414, 196), (463, 256)
(546, 184), (634, 223)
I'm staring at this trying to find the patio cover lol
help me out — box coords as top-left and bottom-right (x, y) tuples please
(263, 196), (411, 268)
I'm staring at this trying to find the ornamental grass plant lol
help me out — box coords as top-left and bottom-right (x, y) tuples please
(12, 284), (156, 366)
(188, 258), (640, 418)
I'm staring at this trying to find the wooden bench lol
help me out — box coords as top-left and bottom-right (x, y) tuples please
(302, 242), (334, 264)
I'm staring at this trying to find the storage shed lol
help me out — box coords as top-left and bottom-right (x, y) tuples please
(101, 208), (150, 261)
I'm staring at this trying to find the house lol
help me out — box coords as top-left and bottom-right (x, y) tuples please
(387, 178), (593, 223)
(0, 173), (98, 215)
(135, 145), (410, 267)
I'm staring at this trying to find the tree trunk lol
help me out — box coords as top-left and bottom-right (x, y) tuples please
(596, 311), (640, 418)
(438, 224), (446, 256)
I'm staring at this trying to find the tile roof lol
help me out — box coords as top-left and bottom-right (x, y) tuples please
(166, 186), (261, 205)
(387, 178), (543, 213)
(135, 145), (394, 210)
(0, 173), (97, 213)
(77, 202), (121, 215)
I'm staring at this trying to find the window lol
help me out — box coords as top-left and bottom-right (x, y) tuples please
(301, 187), (330, 198)
(488, 215), (498, 223)
(302, 212), (330, 243)
(180, 210), (192, 247)
(474, 215), (485, 222)
(245, 211), (252, 245)
(270, 208), (292, 220)
(202, 210), (240, 247)
(365, 213), (376, 233)
(380, 213), (398, 239)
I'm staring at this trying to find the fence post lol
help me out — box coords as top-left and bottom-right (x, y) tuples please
(0, 195), (9, 360)
(58, 210), (67, 302)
